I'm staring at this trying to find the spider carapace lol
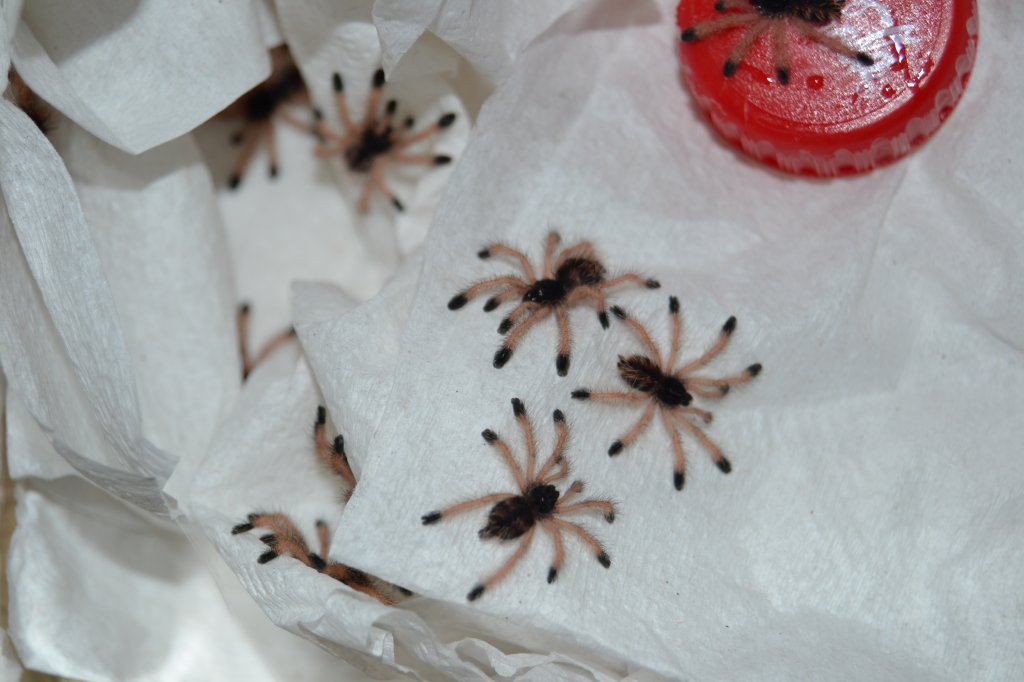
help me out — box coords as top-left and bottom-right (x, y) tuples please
(479, 479), (560, 541)
(520, 257), (606, 308)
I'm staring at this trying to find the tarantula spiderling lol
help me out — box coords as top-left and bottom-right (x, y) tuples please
(224, 46), (311, 188)
(422, 398), (616, 601)
(236, 303), (296, 381)
(447, 231), (661, 376)
(680, 0), (875, 85)
(572, 296), (761, 490)
(313, 68), (457, 213)
(231, 406), (410, 605)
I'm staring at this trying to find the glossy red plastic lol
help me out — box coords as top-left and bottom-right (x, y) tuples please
(677, 0), (979, 176)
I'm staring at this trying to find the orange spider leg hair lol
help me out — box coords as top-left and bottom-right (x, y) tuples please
(466, 527), (537, 601)
(314, 406), (356, 498)
(231, 512), (316, 567)
(236, 303), (296, 380)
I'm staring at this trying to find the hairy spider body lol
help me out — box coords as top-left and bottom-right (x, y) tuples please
(680, 0), (873, 85)
(448, 232), (660, 376)
(230, 407), (408, 605)
(573, 297), (761, 490)
(423, 400), (615, 601)
(314, 68), (456, 212)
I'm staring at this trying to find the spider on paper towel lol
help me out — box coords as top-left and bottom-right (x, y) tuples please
(572, 297), (760, 490)
(422, 398), (615, 602)
(447, 231), (661, 376)
(231, 407), (409, 605)
(680, 0), (875, 85)
(224, 47), (311, 189)
(312, 68), (457, 213)
(236, 303), (296, 380)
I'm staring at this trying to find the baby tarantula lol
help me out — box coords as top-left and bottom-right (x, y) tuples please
(313, 68), (457, 213)
(447, 231), (661, 376)
(231, 407), (408, 605)
(573, 297), (760, 490)
(422, 398), (615, 601)
(224, 47), (310, 188)
(680, 0), (875, 85)
(236, 303), (296, 380)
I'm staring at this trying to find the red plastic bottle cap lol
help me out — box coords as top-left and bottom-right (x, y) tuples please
(677, 0), (978, 176)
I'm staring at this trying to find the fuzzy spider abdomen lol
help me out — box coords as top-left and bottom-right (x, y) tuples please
(481, 496), (535, 540)
(751, 0), (844, 23)
(244, 88), (279, 121)
(617, 355), (693, 406)
(346, 129), (395, 172)
(523, 279), (567, 305)
(555, 257), (606, 289)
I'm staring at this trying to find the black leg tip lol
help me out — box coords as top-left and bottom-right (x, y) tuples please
(477, 248), (492, 259)
(611, 306), (627, 320)
(231, 522), (253, 535)
(269, 164), (278, 178)
(608, 440), (624, 456)
(598, 311), (610, 329)
(571, 389), (590, 400)
(748, 363), (762, 377)
(481, 429), (498, 444)
(719, 385), (731, 396)
(714, 0), (726, 10)
(717, 458), (733, 474)
(556, 354), (570, 376)
(230, 131), (243, 145)
(483, 297), (500, 312)
(604, 511), (616, 523)
(309, 553), (327, 570)
(674, 471), (685, 491)
(597, 552), (611, 568)
(260, 534), (277, 546)
(497, 318), (513, 334)
(316, 405), (327, 425)
(257, 550), (277, 564)
(315, 519), (327, 529)
(391, 197), (405, 212)
(547, 568), (558, 584)
(373, 69), (386, 87)
(434, 155), (452, 166)
(404, 116), (415, 129)
(438, 112), (456, 128)
(313, 107), (324, 121)
(228, 174), (241, 189)
(421, 511), (442, 525)
(493, 346), (512, 368)
(447, 294), (468, 310)
(723, 316), (737, 334)
(553, 409), (565, 423)
(398, 586), (413, 596)
(776, 68), (790, 85)
(332, 72), (343, 92)
(385, 99), (397, 115)
(511, 398), (525, 417)
(723, 60), (738, 77)
(238, 302), (251, 315)
(681, 28), (697, 42)
(646, 279), (661, 289)
(467, 584), (485, 601)
(857, 52), (875, 66)
(333, 435), (345, 454)
(669, 296), (680, 314)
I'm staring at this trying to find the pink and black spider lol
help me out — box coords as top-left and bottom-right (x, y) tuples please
(236, 303), (296, 381)
(572, 297), (761, 490)
(680, 0), (875, 85)
(422, 398), (615, 601)
(313, 68), (457, 213)
(224, 47), (311, 188)
(447, 231), (661, 376)
(231, 407), (409, 605)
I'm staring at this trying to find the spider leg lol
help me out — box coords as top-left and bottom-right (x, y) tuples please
(497, 301), (538, 333)
(556, 480), (584, 506)
(771, 20), (793, 84)
(493, 306), (553, 369)
(230, 126), (246, 146)
(607, 400), (657, 456)
(686, 363), (761, 392)
(671, 409), (733, 474)
(467, 527), (536, 601)
(570, 388), (648, 404)
(356, 158), (379, 213)
(723, 19), (772, 77)
(376, 98), (397, 135)
(680, 11), (758, 44)
(228, 122), (265, 189)
(550, 519), (611, 569)
(232, 512), (316, 568)
(245, 327), (296, 379)
(542, 231), (562, 278)
(449, 276), (530, 310)
(480, 426), (528, 491)
(478, 243), (538, 282)
(236, 303), (296, 379)
(553, 239), (597, 271)
(793, 20), (875, 66)
(394, 112), (457, 150)
(362, 69), (385, 130)
(660, 407), (689, 490)
(539, 521), (565, 583)
(688, 383), (733, 399)
(314, 406), (357, 491)
(716, 0), (752, 10)
(565, 286), (610, 329)
(390, 152), (453, 168)
(265, 120), (279, 178)
(667, 296), (684, 369)
(330, 72), (356, 135)
(322, 563), (397, 606)
(315, 519), (331, 558)
(421, 492), (516, 526)
(507, 398), (538, 481)
(558, 498), (616, 523)
(554, 305), (572, 376)
(536, 410), (569, 482)
(610, 307), (663, 367)
(675, 316), (740, 376)
(601, 272), (661, 291)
